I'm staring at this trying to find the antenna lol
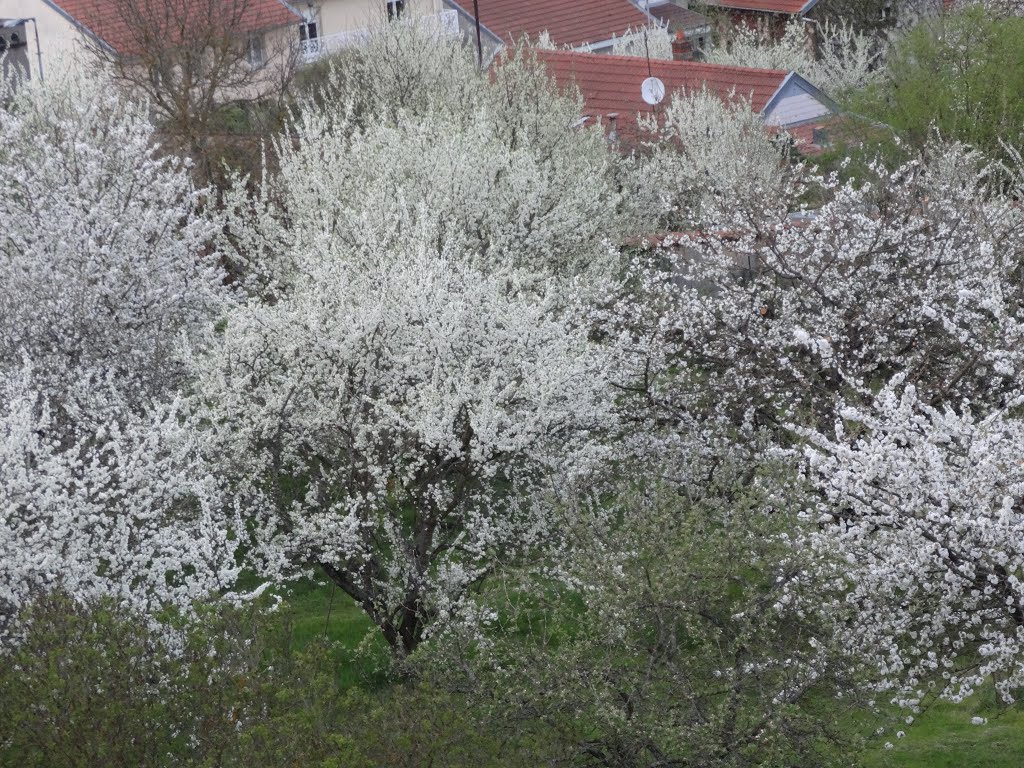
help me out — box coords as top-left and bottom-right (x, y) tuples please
(641, 76), (665, 106)
(639, 10), (662, 108)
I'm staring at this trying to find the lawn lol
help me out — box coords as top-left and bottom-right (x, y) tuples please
(273, 577), (389, 690)
(860, 700), (1024, 768)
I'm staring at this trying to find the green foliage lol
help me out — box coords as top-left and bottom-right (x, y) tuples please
(849, 7), (1024, 159)
(426, 456), (874, 767)
(809, 116), (914, 186)
(0, 593), (343, 768)
(325, 683), (554, 768)
(0, 594), (186, 768)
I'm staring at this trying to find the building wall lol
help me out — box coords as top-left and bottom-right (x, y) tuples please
(0, 2), (298, 101)
(762, 77), (832, 127)
(0, 0), (87, 80)
(312, 0), (443, 38)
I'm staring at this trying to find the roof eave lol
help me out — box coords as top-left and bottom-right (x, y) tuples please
(708, 0), (820, 15)
(42, 0), (118, 54)
(760, 70), (840, 122)
(276, 0), (307, 21)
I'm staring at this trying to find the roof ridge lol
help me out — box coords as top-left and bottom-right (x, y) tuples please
(535, 48), (791, 77)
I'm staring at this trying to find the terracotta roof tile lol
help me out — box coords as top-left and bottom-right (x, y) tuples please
(47, 0), (299, 55)
(448, 0), (651, 48)
(536, 48), (788, 141)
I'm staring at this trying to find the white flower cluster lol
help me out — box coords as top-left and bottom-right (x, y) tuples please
(0, 366), (237, 643)
(0, 70), (232, 643)
(601, 137), (1024, 702)
(610, 25), (675, 60)
(632, 87), (793, 229)
(806, 381), (1024, 703)
(707, 18), (882, 96)
(607, 141), (1024, 434)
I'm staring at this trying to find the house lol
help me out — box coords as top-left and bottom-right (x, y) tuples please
(294, 0), (459, 63)
(697, 0), (819, 42)
(442, 0), (656, 58)
(703, 0), (818, 14)
(698, 0), (948, 33)
(535, 48), (837, 149)
(701, 0), (819, 23)
(0, 0), (302, 81)
(644, 0), (713, 54)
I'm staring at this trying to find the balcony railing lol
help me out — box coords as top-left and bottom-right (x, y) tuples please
(298, 10), (460, 63)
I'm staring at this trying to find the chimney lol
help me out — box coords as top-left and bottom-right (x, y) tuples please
(672, 31), (693, 61)
(605, 113), (619, 146)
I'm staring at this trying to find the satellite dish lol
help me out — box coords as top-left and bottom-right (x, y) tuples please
(641, 76), (666, 106)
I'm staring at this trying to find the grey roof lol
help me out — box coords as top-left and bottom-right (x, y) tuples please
(646, 3), (711, 32)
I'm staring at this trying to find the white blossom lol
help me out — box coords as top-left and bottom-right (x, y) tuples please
(0, 364), (238, 643)
(0, 68), (224, 418)
(804, 381), (1024, 703)
(610, 25), (674, 60)
(0, 69), (232, 642)
(197, 29), (624, 652)
(707, 18), (882, 96)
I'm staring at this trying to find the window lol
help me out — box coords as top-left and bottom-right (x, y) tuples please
(246, 34), (265, 67)
(386, 0), (405, 21)
(299, 8), (320, 44)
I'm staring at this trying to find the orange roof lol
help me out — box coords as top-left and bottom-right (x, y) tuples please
(704, 0), (818, 13)
(447, 0), (651, 48)
(45, 0), (300, 55)
(537, 49), (788, 141)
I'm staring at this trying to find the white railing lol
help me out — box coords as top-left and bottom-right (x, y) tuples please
(298, 10), (460, 63)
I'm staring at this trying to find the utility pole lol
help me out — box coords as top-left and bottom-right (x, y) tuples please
(472, 0), (482, 67)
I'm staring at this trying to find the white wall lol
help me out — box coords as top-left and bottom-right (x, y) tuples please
(312, 0), (443, 38)
(0, 0), (88, 81)
(763, 77), (832, 128)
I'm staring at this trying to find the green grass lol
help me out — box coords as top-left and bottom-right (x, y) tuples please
(860, 700), (1024, 768)
(272, 577), (391, 691)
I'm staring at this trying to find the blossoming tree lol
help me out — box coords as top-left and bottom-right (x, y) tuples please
(196, 28), (624, 654)
(0, 72), (234, 641)
(805, 381), (1024, 705)
(603, 138), (1024, 702)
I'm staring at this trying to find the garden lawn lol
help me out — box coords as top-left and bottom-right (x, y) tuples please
(860, 701), (1024, 768)
(275, 577), (389, 690)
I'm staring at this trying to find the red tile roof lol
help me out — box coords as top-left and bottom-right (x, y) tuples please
(703, 0), (816, 13)
(536, 49), (788, 141)
(45, 0), (300, 55)
(447, 0), (651, 48)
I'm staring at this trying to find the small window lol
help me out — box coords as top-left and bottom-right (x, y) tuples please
(246, 34), (265, 67)
(299, 9), (319, 43)
(386, 0), (405, 21)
